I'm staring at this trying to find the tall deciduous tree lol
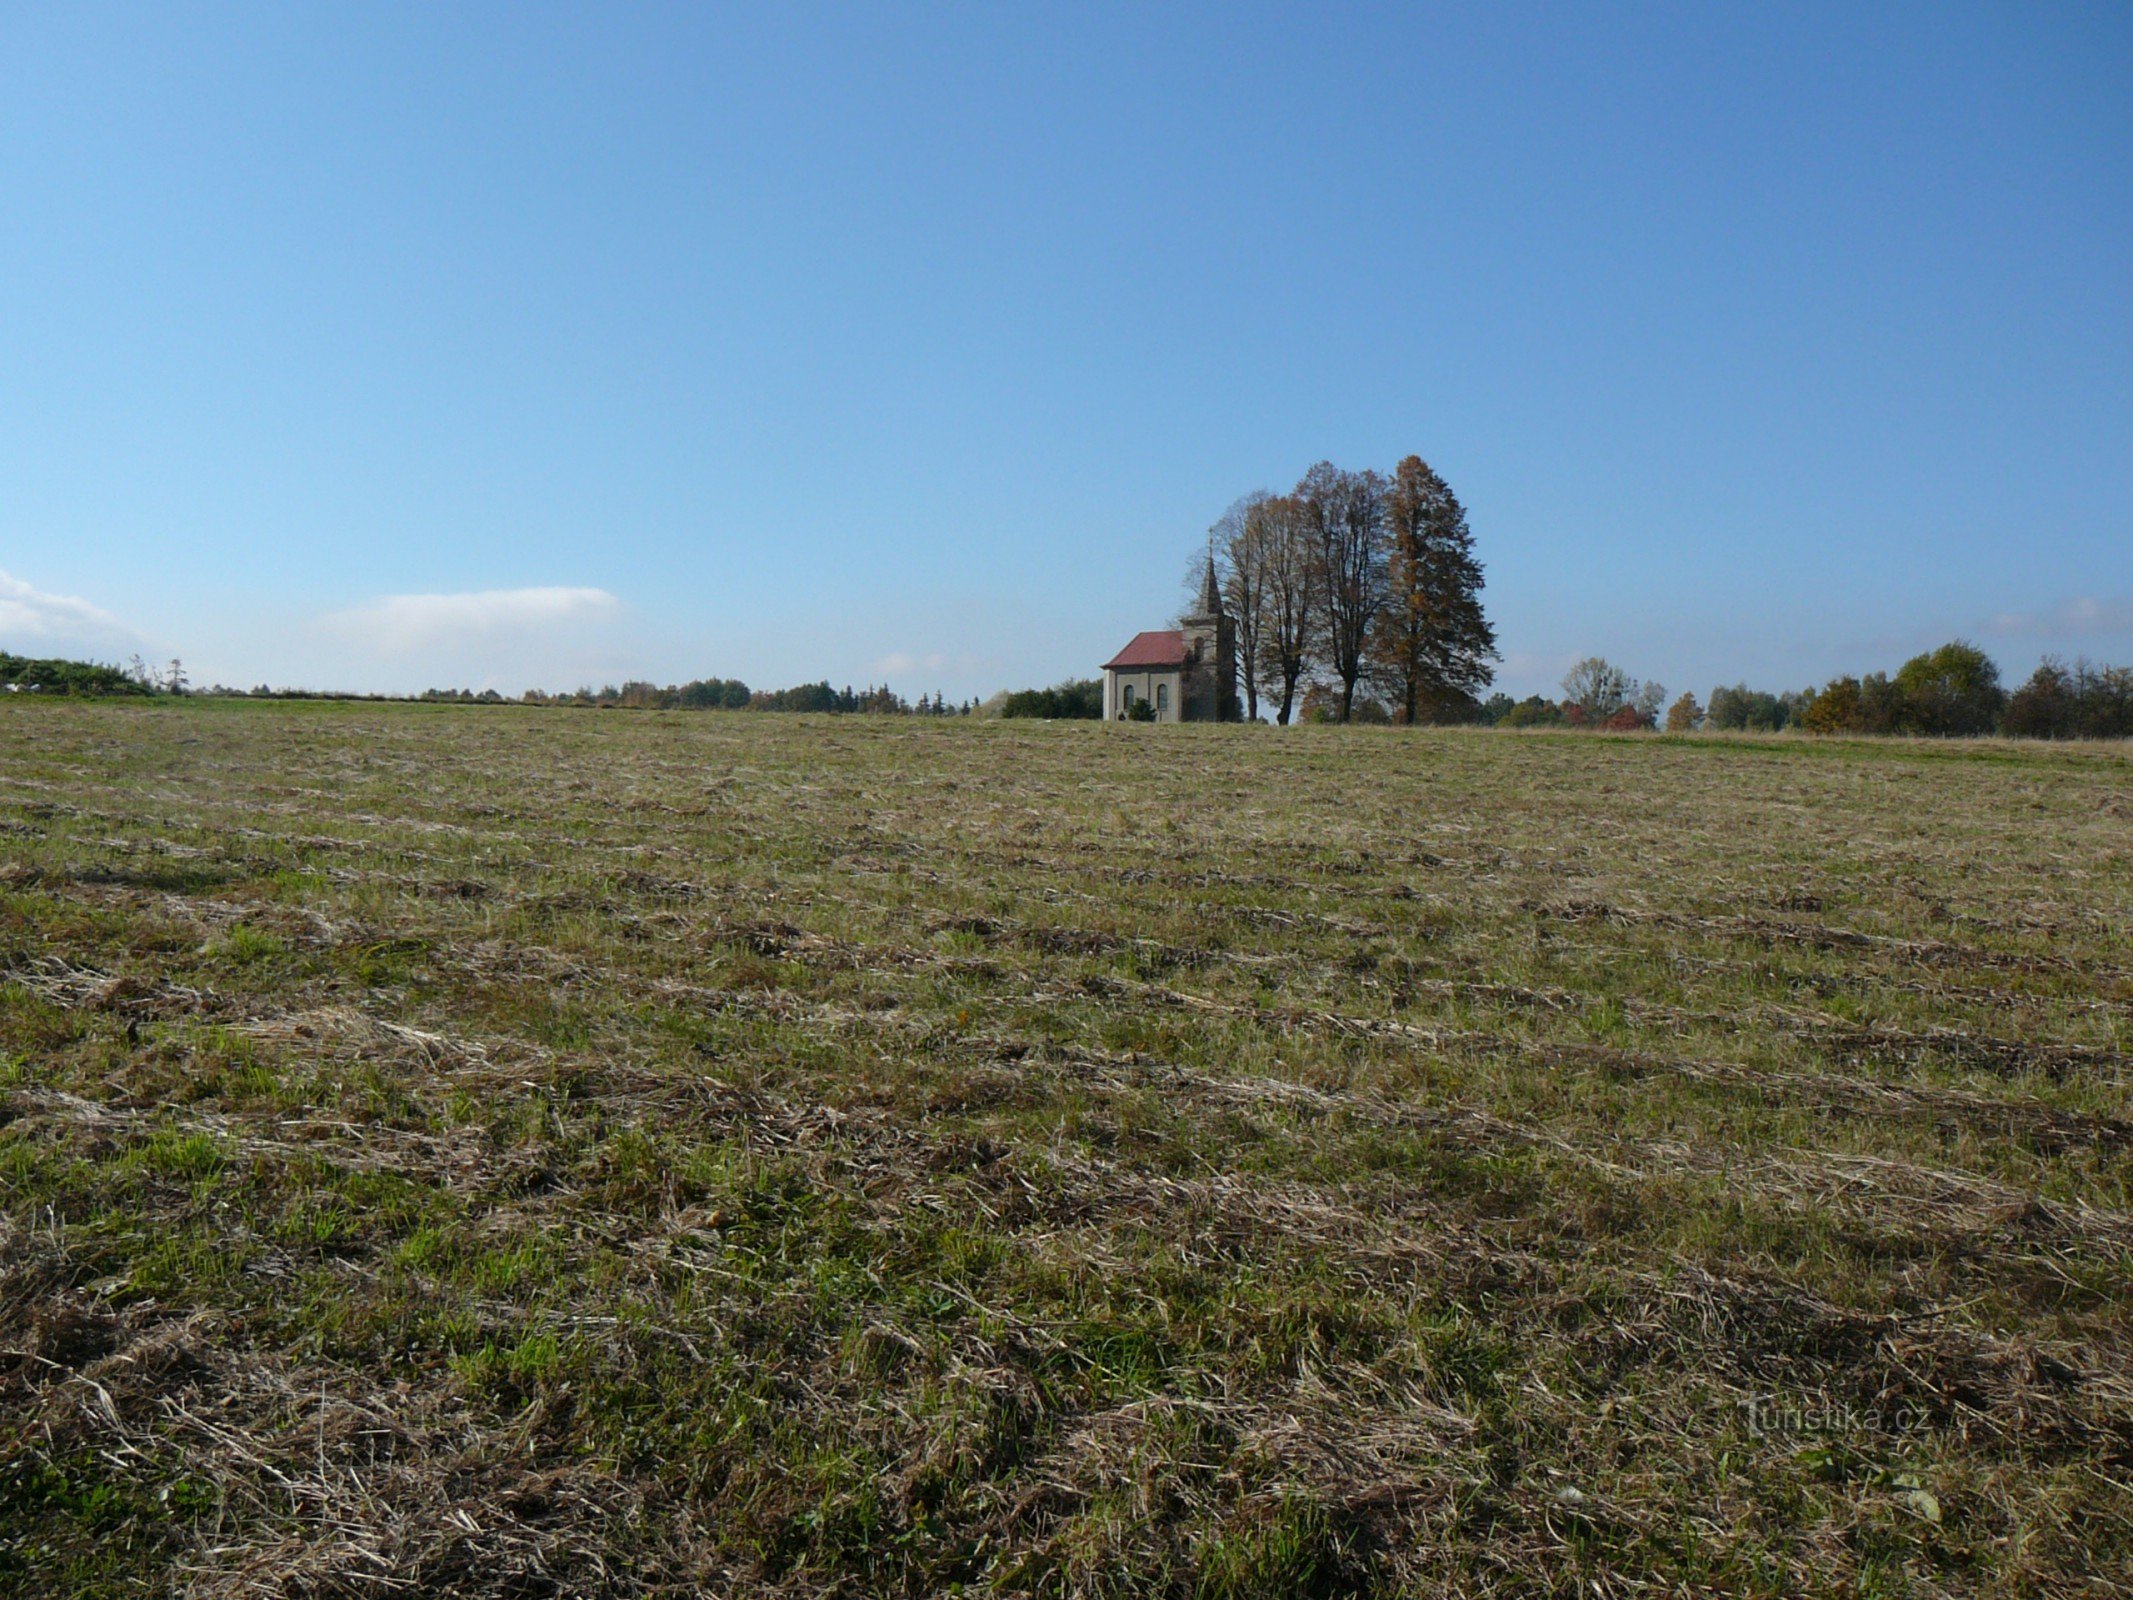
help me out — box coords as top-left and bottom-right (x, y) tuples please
(1254, 494), (1316, 725)
(1297, 461), (1387, 722)
(1892, 640), (2004, 735)
(1368, 456), (1497, 723)
(1211, 491), (1273, 722)
(1559, 657), (1635, 724)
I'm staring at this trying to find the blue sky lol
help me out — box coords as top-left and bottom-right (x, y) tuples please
(3, 3), (2128, 702)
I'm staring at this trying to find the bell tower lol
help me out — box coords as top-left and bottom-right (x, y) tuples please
(1180, 552), (1237, 721)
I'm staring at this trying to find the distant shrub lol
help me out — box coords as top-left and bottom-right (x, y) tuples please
(0, 652), (148, 696)
(1706, 684), (1790, 732)
(997, 679), (1103, 719)
(1298, 683), (1390, 724)
(1392, 685), (1481, 725)
(1498, 696), (1565, 728)
(744, 682), (910, 714)
(674, 677), (752, 709)
(753, 681), (839, 713)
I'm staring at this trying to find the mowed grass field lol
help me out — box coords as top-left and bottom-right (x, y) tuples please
(2, 701), (2129, 1599)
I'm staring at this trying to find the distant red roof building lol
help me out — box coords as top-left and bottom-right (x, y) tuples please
(1102, 630), (1189, 670)
(1098, 557), (1237, 721)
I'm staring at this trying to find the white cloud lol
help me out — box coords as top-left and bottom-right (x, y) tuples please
(1986, 596), (2133, 639)
(871, 650), (950, 677)
(323, 587), (622, 654)
(255, 585), (633, 694)
(0, 569), (145, 658)
(867, 649), (997, 687)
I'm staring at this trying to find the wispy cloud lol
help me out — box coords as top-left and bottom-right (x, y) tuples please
(1494, 648), (1584, 696)
(873, 650), (944, 677)
(0, 569), (143, 657)
(1986, 596), (2133, 640)
(870, 649), (985, 682)
(324, 587), (622, 654)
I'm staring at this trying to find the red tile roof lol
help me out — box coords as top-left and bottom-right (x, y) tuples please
(1103, 630), (1188, 669)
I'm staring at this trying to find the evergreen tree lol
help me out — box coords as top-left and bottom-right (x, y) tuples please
(1367, 456), (1496, 722)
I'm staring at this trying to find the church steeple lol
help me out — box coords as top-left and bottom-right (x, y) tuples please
(1179, 547), (1237, 720)
(1193, 550), (1222, 619)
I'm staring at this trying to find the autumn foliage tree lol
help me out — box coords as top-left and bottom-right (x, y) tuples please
(1368, 456), (1497, 723)
(1799, 676), (1863, 733)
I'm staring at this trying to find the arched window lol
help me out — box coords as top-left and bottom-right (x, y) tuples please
(1156, 682), (1169, 714)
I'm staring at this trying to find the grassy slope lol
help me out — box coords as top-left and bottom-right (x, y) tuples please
(1, 700), (2129, 1598)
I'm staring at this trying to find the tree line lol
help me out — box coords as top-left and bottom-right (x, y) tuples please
(140, 677), (981, 715)
(994, 680), (1104, 720)
(1214, 456), (1498, 724)
(10, 601), (2128, 741)
(1467, 658), (1672, 731)
(507, 681), (976, 715)
(1464, 639), (2133, 740)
